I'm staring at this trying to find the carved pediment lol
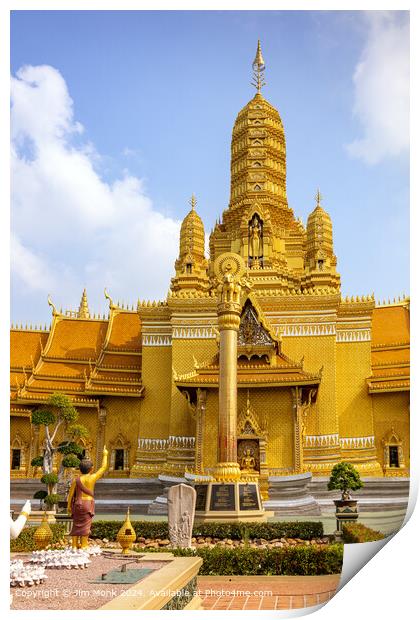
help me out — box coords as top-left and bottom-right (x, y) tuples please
(238, 302), (273, 347)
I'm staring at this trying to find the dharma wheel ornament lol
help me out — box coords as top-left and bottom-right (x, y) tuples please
(33, 512), (53, 550)
(117, 507), (136, 554)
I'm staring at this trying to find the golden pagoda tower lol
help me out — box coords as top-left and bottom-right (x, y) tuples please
(77, 288), (91, 319)
(170, 194), (209, 296)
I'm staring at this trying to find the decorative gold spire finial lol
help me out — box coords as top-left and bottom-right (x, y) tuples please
(315, 188), (323, 206)
(252, 39), (266, 93)
(189, 193), (197, 211)
(78, 288), (90, 319)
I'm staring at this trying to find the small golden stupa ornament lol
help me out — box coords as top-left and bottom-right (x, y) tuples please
(117, 507), (136, 554)
(34, 512), (53, 550)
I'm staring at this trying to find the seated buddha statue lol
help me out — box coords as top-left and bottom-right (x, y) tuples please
(240, 448), (257, 471)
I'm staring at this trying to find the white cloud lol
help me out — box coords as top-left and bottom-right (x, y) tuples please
(346, 12), (409, 165)
(11, 65), (181, 316)
(11, 234), (56, 292)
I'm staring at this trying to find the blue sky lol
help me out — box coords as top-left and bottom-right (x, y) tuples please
(10, 10), (409, 324)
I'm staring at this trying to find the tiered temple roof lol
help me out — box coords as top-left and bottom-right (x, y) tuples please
(11, 296), (143, 408)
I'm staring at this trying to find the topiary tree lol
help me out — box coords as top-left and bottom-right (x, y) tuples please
(30, 393), (89, 504)
(33, 489), (48, 509)
(328, 462), (364, 500)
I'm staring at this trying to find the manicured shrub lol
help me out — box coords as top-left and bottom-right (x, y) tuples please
(139, 544), (343, 576)
(342, 522), (384, 543)
(90, 520), (324, 542)
(30, 456), (44, 467)
(41, 473), (59, 486)
(10, 524), (66, 553)
(45, 493), (61, 507)
(57, 441), (84, 457)
(61, 454), (81, 468)
(33, 490), (48, 500)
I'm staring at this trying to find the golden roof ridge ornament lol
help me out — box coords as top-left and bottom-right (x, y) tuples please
(104, 288), (115, 310)
(252, 39), (266, 93)
(47, 294), (59, 317)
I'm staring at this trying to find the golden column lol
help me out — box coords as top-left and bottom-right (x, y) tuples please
(213, 253), (250, 481)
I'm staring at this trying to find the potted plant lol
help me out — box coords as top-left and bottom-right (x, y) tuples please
(328, 462), (364, 531)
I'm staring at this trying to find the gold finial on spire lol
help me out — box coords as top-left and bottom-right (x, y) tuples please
(78, 288), (90, 319)
(315, 188), (323, 206)
(189, 193), (197, 211)
(252, 39), (266, 93)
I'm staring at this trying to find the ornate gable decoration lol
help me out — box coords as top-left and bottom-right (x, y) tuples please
(238, 392), (267, 437)
(238, 302), (273, 347)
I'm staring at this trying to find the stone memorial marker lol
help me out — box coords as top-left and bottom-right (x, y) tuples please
(168, 483), (196, 548)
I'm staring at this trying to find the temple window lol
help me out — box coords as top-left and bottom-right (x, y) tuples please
(10, 433), (28, 474)
(114, 449), (125, 470)
(186, 263), (192, 274)
(318, 259), (324, 271)
(11, 448), (21, 470)
(389, 445), (399, 467)
(382, 428), (406, 475)
(109, 433), (131, 474)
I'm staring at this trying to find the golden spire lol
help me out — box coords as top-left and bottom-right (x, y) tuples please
(252, 39), (266, 92)
(78, 288), (90, 319)
(189, 193), (197, 211)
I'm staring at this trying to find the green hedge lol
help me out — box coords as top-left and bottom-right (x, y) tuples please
(140, 544), (343, 576)
(10, 524), (66, 553)
(90, 520), (324, 542)
(342, 522), (385, 543)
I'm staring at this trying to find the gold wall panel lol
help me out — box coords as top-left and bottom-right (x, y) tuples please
(139, 346), (172, 439)
(336, 341), (374, 437)
(282, 335), (338, 435)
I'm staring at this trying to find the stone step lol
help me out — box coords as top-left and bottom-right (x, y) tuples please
(10, 478), (163, 515)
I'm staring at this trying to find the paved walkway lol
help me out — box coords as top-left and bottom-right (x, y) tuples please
(197, 575), (341, 610)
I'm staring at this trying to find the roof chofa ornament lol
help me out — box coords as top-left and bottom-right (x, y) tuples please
(104, 287), (116, 310)
(252, 39), (266, 93)
(47, 294), (59, 317)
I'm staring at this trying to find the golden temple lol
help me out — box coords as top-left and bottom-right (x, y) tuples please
(10, 42), (410, 497)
